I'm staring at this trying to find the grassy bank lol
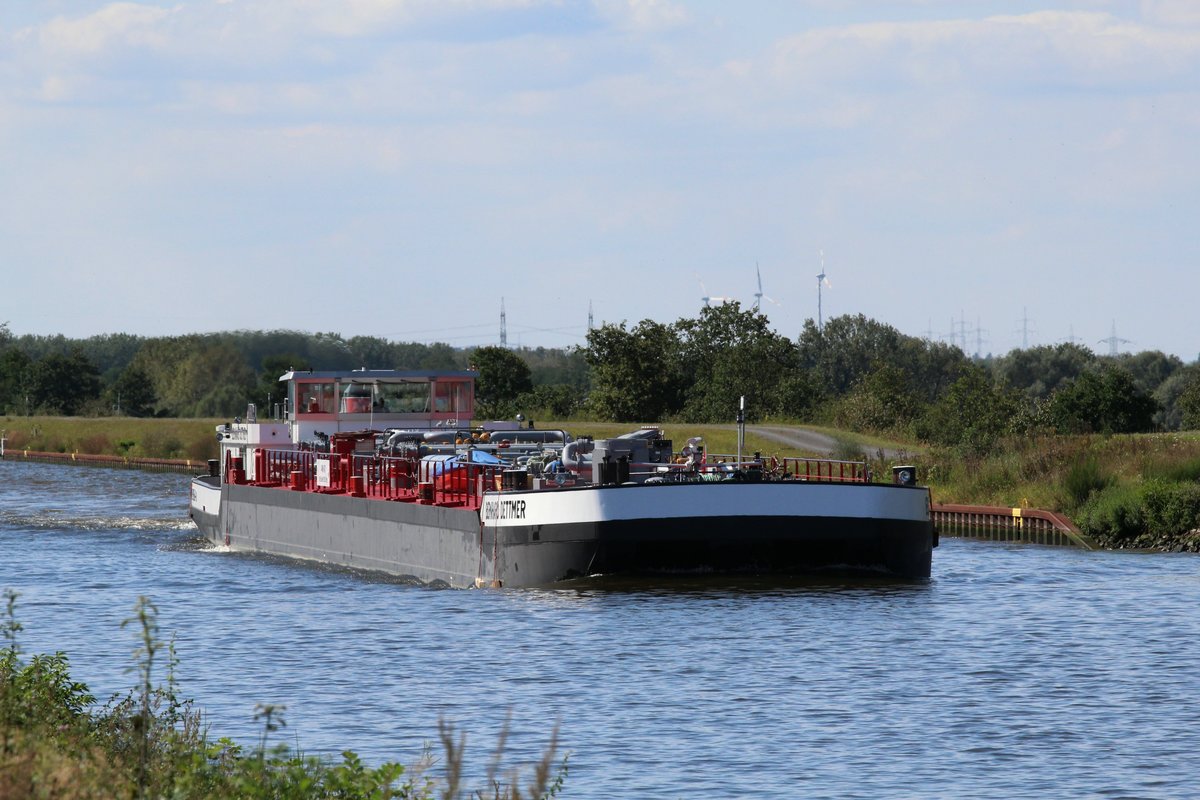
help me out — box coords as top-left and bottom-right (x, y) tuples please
(916, 432), (1200, 551)
(0, 591), (566, 800)
(1, 417), (221, 462)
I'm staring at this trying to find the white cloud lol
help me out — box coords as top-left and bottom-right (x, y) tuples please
(592, 0), (688, 33)
(34, 2), (173, 58)
(1141, 0), (1200, 27)
(766, 11), (1200, 92)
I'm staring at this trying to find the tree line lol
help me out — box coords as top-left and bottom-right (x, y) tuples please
(4, 314), (1200, 453)
(0, 323), (586, 420)
(580, 304), (1200, 453)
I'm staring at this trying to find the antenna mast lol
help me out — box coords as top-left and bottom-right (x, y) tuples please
(588, 300), (594, 331)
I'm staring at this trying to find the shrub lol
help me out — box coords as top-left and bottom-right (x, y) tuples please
(916, 366), (1019, 456)
(1046, 366), (1159, 435)
(137, 430), (183, 459)
(77, 434), (114, 455)
(1076, 484), (1146, 544)
(832, 365), (921, 436)
(1062, 457), (1113, 509)
(1, 591), (569, 800)
(185, 433), (218, 462)
(1141, 479), (1200, 538)
(829, 435), (865, 462)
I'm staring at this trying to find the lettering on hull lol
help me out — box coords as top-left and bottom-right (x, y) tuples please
(481, 498), (527, 521)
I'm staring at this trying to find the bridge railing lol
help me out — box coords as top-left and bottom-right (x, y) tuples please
(932, 503), (1095, 549)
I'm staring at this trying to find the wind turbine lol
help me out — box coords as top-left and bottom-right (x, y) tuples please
(698, 277), (734, 308)
(752, 262), (780, 311)
(816, 250), (832, 331)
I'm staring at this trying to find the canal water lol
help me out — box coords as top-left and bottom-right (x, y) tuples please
(2, 459), (1199, 798)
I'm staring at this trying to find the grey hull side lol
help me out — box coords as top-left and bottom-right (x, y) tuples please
(196, 483), (488, 587)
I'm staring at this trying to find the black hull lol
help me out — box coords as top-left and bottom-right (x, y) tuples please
(484, 516), (933, 584)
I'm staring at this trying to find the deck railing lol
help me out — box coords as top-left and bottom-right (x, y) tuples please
(776, 457), (868, 483)
(236, 446), (879, 510)
(932, 503), (1095, 549)
(243, 447), (504, 510)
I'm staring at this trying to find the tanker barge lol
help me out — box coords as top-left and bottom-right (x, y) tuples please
(188, 368), (935, 587)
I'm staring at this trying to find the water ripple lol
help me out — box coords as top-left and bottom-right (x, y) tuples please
(2, 462), (1200, 798)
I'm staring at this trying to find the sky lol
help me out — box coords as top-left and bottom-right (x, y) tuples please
(1, 1), (1198, 359)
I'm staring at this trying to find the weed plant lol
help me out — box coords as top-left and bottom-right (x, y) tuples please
(0, 590), (567, 800)
(1062, 457), (1113, 508)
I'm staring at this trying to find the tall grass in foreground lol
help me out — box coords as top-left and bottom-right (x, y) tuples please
(0, 590), (567, 800)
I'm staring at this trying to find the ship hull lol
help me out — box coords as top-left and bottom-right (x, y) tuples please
(190, 476), (934, 587)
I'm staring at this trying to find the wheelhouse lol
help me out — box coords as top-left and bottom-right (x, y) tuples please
(282, 369), (476, 442)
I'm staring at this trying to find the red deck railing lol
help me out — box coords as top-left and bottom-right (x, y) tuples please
(776, 457), (868, 483)
(228, 447), (876, 512)
(238, 448), (504, 511)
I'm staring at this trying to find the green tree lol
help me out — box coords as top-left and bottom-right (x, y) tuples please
(916, 364), (1021, 454)
(182, 345), (257, 417)
(0, 348), (32, 414)
(1152, 365), (1199, 431)
(106, 365), (157, 417)
(833, 363), (923, 434)
(522, 346), (591, 389)
(1176, 369), (1200, 431)
(798, 314), (907, 396)
(675, 303), (798, 423)
(254, 354), (309, 415)
(993, 343), (1097, 400)
(584, 320), (685, 422)
(419, 342), (462, 370)
(77, 332), (146, 382)
(469, 346), (533, 418)
(1046, 365), (1159, 434)
(1108, 350), (1183, 395)
(515, 384), (582, 420)
(131, 338), (255, 417)
(797, 314), (968, 402)
(28, 349), (102, 416)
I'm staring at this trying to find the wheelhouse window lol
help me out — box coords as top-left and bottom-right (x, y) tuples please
(340, 383), (373, 414)
(375, 381), (431, 413)
(295, 382), (336, 414)
(434, 380), (471, 414)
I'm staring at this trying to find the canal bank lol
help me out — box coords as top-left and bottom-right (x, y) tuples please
(0, 447), (198, 473)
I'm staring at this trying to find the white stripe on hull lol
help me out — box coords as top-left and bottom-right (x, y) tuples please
(481, 482), (930, 528)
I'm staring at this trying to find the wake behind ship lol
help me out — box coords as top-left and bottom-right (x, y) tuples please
(189, 368), (935, 587)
